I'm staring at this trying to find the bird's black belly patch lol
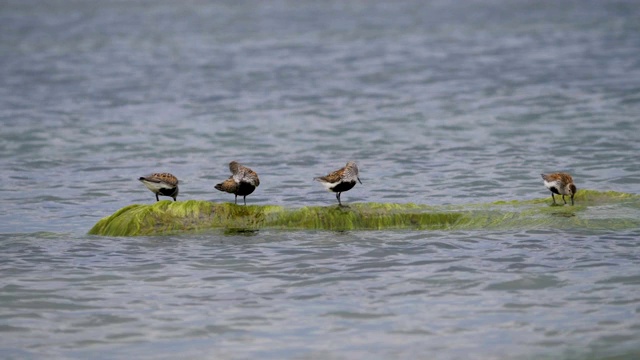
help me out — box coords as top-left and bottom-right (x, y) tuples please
(236, 181), (256, 196)
(159, 187), (177, 197)
(549, 186), (560, 195)
(330, 181), (356, 193)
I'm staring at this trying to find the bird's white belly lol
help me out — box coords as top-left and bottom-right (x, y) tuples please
(141, 180), (173, 192)
(320, 181), (339, 191)
(544, 180), (567, 195)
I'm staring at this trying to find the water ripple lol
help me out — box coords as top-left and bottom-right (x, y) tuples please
(2, 0), (640, 358)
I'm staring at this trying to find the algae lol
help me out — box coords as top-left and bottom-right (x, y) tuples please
(88, 190), (640, 236)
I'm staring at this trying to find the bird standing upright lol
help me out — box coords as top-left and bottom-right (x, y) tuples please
(215, 161), (260, 205)
(314, 161), (362, 207)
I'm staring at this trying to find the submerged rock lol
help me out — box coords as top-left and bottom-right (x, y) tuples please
(88, 190), (640, 236)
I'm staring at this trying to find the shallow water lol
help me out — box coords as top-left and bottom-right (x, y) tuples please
(1, 0), (640, 358)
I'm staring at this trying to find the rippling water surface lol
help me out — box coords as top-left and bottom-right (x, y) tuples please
(1, 0), (640, 358)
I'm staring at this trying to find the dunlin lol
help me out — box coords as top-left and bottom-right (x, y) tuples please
(138, 172), (179, 202)
(314, 161), (362, 207)
(541, 172), (577, 205)
(215, 161), (260, 205)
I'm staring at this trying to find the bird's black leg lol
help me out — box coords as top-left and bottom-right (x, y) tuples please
(571, 195), (574, 206)
(551, 193), (556, 205)
(336, 192), (342, 206)
(562, 195), (566, 204)
(234, 195), (238, 205)
(243, 196), (247, 206)
(155, 193), (159, 202)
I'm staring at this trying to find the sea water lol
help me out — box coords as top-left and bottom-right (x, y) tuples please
(1, 1), (639, 358)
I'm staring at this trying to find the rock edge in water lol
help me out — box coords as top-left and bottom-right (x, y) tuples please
(88, 190), (639, 236)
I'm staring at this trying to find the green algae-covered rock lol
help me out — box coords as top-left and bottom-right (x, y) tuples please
(89, 190), (640, 236)
(89, 201), (465, 236)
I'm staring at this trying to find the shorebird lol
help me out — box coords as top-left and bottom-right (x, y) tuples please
(314, 161), (362, 207)
(138, 172), (179, 202)
(541, 172), (577, 206)
(215, 161), (260, 205)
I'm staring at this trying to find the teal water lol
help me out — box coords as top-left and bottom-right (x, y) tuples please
(1, 0), (640, 358)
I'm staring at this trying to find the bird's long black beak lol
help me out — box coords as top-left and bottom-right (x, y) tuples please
(357, 177), (362, 184)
